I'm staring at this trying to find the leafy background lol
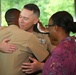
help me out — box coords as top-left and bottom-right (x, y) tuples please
(1, 0), (76, 36)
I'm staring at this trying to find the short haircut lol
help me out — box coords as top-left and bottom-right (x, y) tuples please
(5, 8), (20, 25)
(23, 3), (40, 18)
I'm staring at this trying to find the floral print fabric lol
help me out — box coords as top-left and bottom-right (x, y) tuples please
(42, 37), (76, 75)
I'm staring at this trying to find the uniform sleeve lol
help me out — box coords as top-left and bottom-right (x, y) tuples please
(26, 34), (49, 62)
(0, 26), (8, 30)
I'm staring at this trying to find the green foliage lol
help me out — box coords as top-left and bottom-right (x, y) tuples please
(1, 0), (75, 27)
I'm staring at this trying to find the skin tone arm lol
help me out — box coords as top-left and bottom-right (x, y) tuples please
(0, 38), (17, 53)
(21, 57), (44, 74)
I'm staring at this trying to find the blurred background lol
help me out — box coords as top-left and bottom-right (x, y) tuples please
(0, 0), (76, 36)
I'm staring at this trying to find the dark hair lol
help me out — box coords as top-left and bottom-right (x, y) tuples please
(5, 8), (20, 25)
(51, 11), (76, 34)
(23, 3), (40, 18)
(33, 23), (49, 34)
(33, 24), (40, 33)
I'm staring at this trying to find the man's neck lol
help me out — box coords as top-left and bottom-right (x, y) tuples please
(27, 28), (34, 33)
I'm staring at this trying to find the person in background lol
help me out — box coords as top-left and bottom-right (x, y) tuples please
(74, 22), (76, 41)
(42, 11), (76, 75)
(0, 8), (49, 75)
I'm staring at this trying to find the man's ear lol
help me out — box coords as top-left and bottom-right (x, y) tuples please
(34, 18), (39, 24)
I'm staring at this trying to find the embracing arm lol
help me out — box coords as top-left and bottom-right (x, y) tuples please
(0, 38), (17, 53)
(21, 57), (44, 74)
